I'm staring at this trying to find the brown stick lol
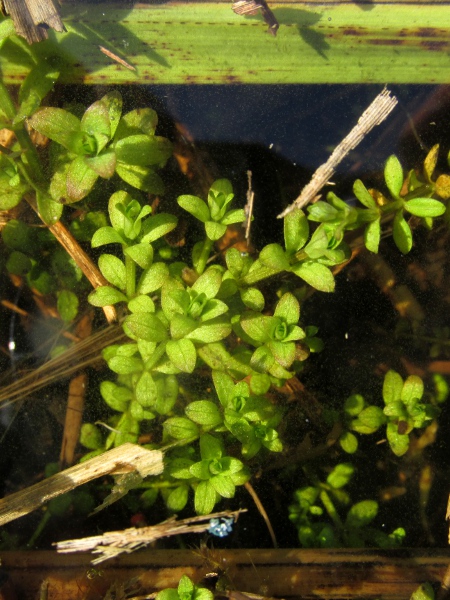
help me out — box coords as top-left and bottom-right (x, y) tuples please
(0, 443), (164, 526)
(1, 548), (450, 600)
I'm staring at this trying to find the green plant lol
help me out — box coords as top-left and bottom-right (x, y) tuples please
(325, 370), (440, 457)
(1, 50), (450, 546)
(288, 463), (406, 548)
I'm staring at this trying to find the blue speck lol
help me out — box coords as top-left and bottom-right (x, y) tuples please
(208, 516), (234, 538)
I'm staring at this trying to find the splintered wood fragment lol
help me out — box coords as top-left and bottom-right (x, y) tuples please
(56, 509), (246, 564)
(244, 170), (255, 244)
(232, 0), (279, 35)
(2, 0), (64, 43)
(0, 444), (164, 527)
(99, 46), (136, 71)
(278, 88), (398, 218)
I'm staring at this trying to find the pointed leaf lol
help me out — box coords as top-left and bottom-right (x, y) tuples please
(291, 261), (335, 292)
(404, 198), (445, 218)
(384, 155), (404, 199)
(284, 209), (309, 253)
(166, 338), (197, 373)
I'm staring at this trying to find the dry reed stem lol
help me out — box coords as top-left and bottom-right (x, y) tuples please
(59, 310), (94, 467)
(0, 322), (125, 409)
(56, 509), (246, 564)
(0, 443), (164, 526)
(278, 87), (398, 218)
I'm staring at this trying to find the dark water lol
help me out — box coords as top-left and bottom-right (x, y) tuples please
(1, 84), (450, 552)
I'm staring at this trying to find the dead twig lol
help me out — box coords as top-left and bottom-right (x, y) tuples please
(278, 87), (398, 218)
(0, 443), (164, 527)
(56, 509), (247, 564)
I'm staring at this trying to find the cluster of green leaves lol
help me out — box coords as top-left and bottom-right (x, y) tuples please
(156, 575), (212, 600)
(81, 180), (327, 514)
(28, 91), (172, 204)
(1, 218), (84, 322)
(326, 370), (440, 457)
(307, 145), (448, 255)
(288, 463), (405, 548)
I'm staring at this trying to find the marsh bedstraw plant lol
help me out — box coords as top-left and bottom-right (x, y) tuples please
(0, 59), (449, 527)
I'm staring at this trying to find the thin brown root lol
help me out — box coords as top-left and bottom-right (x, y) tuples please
(244, 481), (277, 548)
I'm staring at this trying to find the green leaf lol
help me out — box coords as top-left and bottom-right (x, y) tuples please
(101, 91), (122, 138)
(85, 150), (116, 178)
(345, 500), (378, 528)
(164, 417), (199, 440)
(92, 226), (125, 247)
(356, 406), (385, 431)
(250, 345), (275, 373)
(240, 312), (272, 343)
(210, 474), (235, 498)
(205, 221), (227, 241)
(29, 108), (81, 151)
(401, 375), (424, 405)
(57, 290), (79, 322)
(100, 381), (132, 412)
(88, 286), (127, 306)
(37, 192), (63, 225)
(166, 485), (189, 512)
(192, 268), (222, 299)
(274, 293), (300, 325)
(353, 179), (376, 208)
(115, 107), (157, 139)
(291, 261), (335, 292)
(326, 463), (354, 489)
(177, 194), (210, 223)
(98, 254), (126, 290)
(6, 250), (31, 275)
(284, 209), (309, 253)
(383, 370), (404, 404)
(339, 431), (358, 454)
(392, 211), (412, 254)
(200, 433), (223, 460)
(66, 156), (98, 202)
(404, 198), (445, 218)
(194, 480), (218, 515)
(81, 98), (111, 141)
(123, 313), (168, 342)
(364, 218), (381, 253)
(410, 583), (435, 600)
(128, 295), (155, 313)
(384, 155), (404, 199)
(386, 421), (410, 457)
(240, 287), (265, 311)
(186, 401), (223, 427)
(155, 589), (179, 600)
(124, 243), (153, 269)
(221, 208), (246, 225)
(259, 243), (290, 271)
(135, 371), (158, 407)
(115, 134), (172, 166)
(186, 317), (231, 344)
(108, 355), (143, 375)
(115, 163), (165, 194)
(138, 262), (169, 294)
(16, 63), (60, 122)
(212, 370), (235, 407)
(79, 423), (103, 450)
(424, 144), (439, 183)
(166, 338), (197, 373)
(344, 394), (365, 417)
(141, 213), (178, 243)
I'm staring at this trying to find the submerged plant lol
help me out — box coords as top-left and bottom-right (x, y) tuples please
(0, 54), (449, 550)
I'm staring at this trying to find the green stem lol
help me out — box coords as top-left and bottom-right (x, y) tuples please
(319, 489), (344, 530)
(0, 81), (45, 183)
(144, 341), (167, 371)
(240, 263), (283, 286)
(196, 237), (213, 275)
(125, 253), (136, 299)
